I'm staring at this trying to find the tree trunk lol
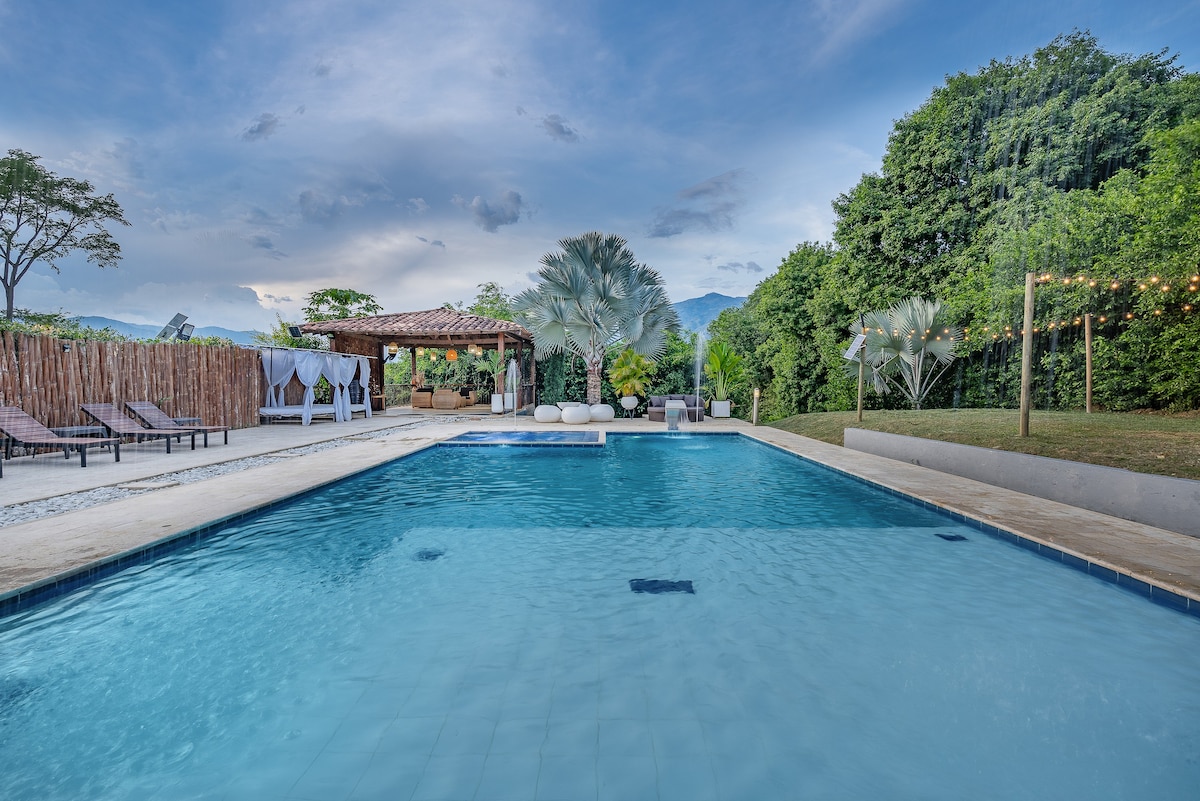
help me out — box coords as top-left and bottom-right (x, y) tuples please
(586, 367), (602, 405)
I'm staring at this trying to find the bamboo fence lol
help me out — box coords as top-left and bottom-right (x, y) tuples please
(0, 332), (264, 429)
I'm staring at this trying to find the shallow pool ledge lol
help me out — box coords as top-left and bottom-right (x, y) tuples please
(742, 426), (1200, 609)
(844, 428), (1200, 538)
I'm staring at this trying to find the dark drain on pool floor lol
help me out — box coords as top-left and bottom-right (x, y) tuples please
(935, 532), (968, 541)
(414, 549), (445, 561)
(630, 579), (694, 594)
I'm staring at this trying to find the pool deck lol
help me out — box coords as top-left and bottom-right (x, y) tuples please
(2, 408), (1199, 614)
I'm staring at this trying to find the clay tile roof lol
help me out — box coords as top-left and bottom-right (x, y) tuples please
(300, 308), (532, 340)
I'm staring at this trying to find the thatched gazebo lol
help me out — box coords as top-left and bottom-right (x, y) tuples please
(300, 309), (536, 409)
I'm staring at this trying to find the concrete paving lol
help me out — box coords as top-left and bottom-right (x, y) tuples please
(3, 408), (1199, 612)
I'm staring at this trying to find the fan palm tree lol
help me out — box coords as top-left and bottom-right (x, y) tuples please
(845, 296), (961, 410)
(514, 232), (679, 404)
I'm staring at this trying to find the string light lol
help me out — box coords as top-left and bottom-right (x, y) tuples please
(991, 270), (1199, 333)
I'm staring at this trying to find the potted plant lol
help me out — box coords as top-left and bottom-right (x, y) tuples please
(703, 341), (744, 418)
(476, 350), (506, 413)
(607, 349), (653, 415)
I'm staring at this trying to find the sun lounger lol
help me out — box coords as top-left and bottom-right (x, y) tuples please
(81, 403), (195, 453)
(125, 401), (229, 447)
(0, 406), (121, 468)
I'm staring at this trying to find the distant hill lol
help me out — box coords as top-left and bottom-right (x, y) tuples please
(77, 316), (260, 345)
(672, 293), (746, 333)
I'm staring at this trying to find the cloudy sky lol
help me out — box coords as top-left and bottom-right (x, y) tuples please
(3, 0), (1198, 332)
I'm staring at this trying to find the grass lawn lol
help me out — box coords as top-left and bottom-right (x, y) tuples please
(769, 408), (1200, 481)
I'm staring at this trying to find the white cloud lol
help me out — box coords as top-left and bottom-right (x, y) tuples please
(808, 0), (909, 64)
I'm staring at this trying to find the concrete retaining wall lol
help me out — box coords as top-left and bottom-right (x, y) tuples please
(843, 428), (1200, 538)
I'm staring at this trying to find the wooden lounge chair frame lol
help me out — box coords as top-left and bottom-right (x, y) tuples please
(81, 403), (195, 453)
(125, 401), (229, 447)
(0, 406), (121, 468)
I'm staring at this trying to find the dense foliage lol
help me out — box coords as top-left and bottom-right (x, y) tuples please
(0, 309), (127, 341)
(715, 33), (1200, 420)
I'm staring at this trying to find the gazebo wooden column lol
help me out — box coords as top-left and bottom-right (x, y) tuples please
(496, 333), (506, 393)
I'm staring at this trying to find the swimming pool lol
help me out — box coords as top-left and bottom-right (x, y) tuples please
(443, 430), (602, 446)
(1, 433), (1197, 799)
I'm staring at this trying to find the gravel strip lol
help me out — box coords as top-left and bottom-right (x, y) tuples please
(0, 417), (446, 528)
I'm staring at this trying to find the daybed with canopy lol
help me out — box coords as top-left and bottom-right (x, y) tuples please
(258, 347), (374, 425)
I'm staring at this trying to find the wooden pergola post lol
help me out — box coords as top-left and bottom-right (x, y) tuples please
(1019, 271), (1035, 437)
(496, 333), (506, 393)
(529, 345), (537, 407)
(1084, 312), (1094, 413)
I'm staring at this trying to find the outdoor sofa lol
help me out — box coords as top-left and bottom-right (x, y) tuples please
(647, 394), (705, 423)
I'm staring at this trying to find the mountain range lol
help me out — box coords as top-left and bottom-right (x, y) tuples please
(671, 293), (746, 333)
(78, 317), (260, 345)
(76, 293), (744, 345)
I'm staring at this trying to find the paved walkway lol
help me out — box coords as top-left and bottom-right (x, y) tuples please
(2, 409), (1198, 613)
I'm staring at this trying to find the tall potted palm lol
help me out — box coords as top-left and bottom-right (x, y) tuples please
(704, 341), (744, 417)
(513, 232), (679, 405)
(476, 350), (506, 413)
(607, 348), (653, 415)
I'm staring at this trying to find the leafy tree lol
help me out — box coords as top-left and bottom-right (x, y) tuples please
(646, 330), (703, 397)
(536, 351), (589, 404)
(0, 149), (129, 320)
(252, 312), (327, 349)
(301, 288), (382, 321)
(514, 232), (679, 404)
(466, 281), (513, 320)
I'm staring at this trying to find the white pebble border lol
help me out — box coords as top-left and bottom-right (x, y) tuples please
(0, 417), (447, 528)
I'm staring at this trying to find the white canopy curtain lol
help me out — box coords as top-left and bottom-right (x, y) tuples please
(357, 356), (372, 418)
(322, 353), (360, 422)
(261, 348), (296, 407)
(293, 351), (326, 425)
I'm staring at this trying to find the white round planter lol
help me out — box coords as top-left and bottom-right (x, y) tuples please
(560, 405), (591, 424)
(534, 405), (562, 423)
(589, 404), (615, 422)
(619, 396), (639, 411)
(711, 399), (731, 418)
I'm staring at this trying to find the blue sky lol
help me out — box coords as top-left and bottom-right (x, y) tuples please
(3, 0), (1198, 332)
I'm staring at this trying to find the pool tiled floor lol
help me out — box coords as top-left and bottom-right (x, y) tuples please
(1, 410), (1199, 612)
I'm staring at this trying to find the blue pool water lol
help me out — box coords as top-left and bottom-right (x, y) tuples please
(1, 433), (1198, 800)
(443, 430), (601, 446)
